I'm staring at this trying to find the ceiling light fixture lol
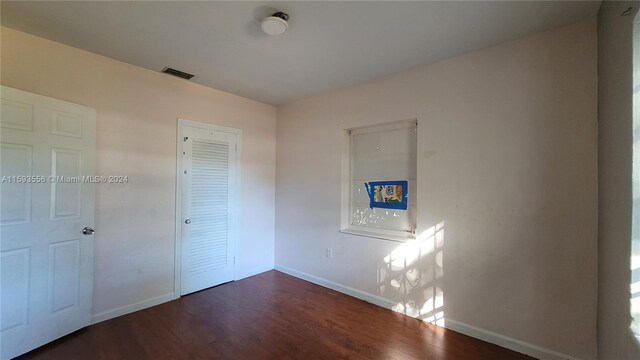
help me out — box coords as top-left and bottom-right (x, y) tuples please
(261, 11), (289, 35)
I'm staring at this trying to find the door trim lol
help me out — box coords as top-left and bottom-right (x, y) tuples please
(174, 118), (242, 298)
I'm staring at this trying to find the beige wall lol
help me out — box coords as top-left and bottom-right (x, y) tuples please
(1, 17), (603, 360)
(597, 2), (640, 359)
(0, 27), (277, 317)
(276, 20), (598, 359)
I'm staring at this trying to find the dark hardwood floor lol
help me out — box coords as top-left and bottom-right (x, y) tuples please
(18, 270), (533, 360)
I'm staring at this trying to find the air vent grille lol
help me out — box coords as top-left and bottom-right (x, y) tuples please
(161, 67), (194, 80)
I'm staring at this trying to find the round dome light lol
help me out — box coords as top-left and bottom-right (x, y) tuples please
(261, 11), (289, 35)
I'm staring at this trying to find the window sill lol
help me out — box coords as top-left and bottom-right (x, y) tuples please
(339, 228), (415, 243)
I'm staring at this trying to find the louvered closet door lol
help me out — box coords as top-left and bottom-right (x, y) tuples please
(180, 123), (238, 295)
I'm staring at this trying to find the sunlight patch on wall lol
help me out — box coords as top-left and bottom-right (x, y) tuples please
(378, 221), (445, 326)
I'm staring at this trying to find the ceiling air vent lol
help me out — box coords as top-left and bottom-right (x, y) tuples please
(161, 67), (194, 80)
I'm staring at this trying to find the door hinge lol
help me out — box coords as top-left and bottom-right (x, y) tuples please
(183, 136), (189, 142)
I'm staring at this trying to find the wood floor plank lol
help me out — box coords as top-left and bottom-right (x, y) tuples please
(17, 270), (534, 360)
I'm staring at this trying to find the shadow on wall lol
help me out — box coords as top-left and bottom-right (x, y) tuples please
(377, 221), (445, 325)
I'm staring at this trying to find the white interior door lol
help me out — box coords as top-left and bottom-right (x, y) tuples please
(0, 86), (96, 359)
(178, 120), (239, 296)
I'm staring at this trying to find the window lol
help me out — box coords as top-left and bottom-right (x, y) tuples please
(341, 119), (417, 241)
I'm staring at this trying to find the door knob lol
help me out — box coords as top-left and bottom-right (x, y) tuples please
(82, 227), (95, 235)
(185, 219), (191, 224)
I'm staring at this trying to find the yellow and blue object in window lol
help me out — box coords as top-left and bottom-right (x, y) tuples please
(365, 180), (408, 210)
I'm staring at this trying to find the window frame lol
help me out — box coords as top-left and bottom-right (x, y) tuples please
(340, 118), (418, 243)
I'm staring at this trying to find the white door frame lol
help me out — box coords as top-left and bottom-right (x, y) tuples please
(174, 118), (241, 297)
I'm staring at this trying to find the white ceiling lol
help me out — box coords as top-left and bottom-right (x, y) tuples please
(1, 1), (601, 105)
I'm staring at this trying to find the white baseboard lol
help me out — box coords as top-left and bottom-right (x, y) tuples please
(275, 265), (397, 310)
(445, 319), (581, 360)
(235, 264), (274, 281)
(91, 266), (274, 325)
(91, 292), (177, 324)
(275, 265), (579, 360)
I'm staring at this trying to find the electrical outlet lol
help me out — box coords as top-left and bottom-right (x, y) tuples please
(326, 247), (333, 259)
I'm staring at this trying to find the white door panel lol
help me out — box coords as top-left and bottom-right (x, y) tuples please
(0, 143), (32, 225)
(178, 120), (239, 296)
(0, 86), (95, 359)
